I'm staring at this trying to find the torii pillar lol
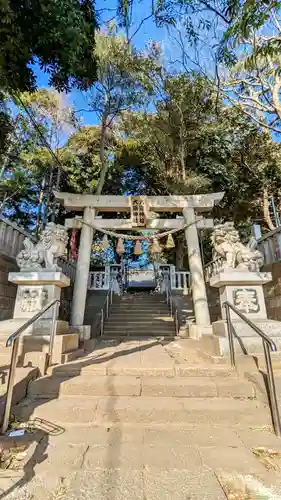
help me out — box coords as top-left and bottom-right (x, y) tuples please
(71, 207), (95, 326)
(55, 191), (224, 332)
(183, 205), (210, 332)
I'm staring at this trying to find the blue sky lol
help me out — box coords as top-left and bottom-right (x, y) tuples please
(31, 0), (226, 138)
(34, 0), (166, 127)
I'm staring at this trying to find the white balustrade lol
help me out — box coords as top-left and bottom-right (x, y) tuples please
(170, 270), (190, 290)
(204, 257), (224, 282)
(88, 271), (108, 290)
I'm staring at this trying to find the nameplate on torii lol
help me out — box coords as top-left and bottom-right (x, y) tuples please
(64, 216), (214, 231)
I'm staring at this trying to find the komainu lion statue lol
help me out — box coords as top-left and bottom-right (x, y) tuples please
(211, 222), (264, 272)
(16, 223), (69, 270)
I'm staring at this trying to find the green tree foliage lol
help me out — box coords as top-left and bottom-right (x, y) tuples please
(117, 73), (281, 228)
(0, 111), (42, 227)
(16, 89), (79, 229)
(64, 126), (102, 194)
(0, 89), (78, 229)
(62, 124), (128, 195)
(221, 5), (281, 134)
(86, 26), (162, 194)
(223, 1), (281, 53)
(0, 0), (98, 93)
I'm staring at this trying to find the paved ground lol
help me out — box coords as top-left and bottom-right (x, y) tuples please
(1, 339), (281, 499)
(2, 422), (281, 500)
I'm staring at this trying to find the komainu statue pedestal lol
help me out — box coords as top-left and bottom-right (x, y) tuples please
(209, 270), (281, 355)
(0, 223), (80, 371)
(8, 270), (70, 336)
(203, 221), (281, 357)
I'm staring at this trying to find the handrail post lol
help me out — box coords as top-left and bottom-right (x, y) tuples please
(224, 304), (236, 367)
(165, 282), (169, 304)
(175, 309), (179, 336)
(46, 301), (59, 372)
(2, 337), (20, 434)
(223, 300), (281, 437)
(106, 296), (109, 318)
(101, 308), (104, 336)
(1, 298), (59, 434)
(263, 340), (281, 437)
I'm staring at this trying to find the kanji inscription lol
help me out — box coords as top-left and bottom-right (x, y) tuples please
(233, 288), (260, 314)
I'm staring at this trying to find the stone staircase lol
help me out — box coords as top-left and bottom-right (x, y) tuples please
(13, 338), (270, 428)
(103, 293), (176, 338)
(4, 339), (281, 499)
(0, 320), (84, 423)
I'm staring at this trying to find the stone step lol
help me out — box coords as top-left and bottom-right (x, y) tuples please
(113, 299), (167, 302)
(109, 308), (170, 314)
(112, 298), (167, 303)
(0, 351), (13, 368)
(103, 332), (175, 337)
(116, 302), (167, 307)
(61, 348), (85, 364)
(110, 304), (168, 313)
(13, 396), (271, 426)
(104, 324), (175, 332)
(213, 335), (281, 356)
(109, 309), (170, 319)
(252, 352), (281, 370)
(28, 375), (255, 399)
(175, 365), (235, 378)
(106, 318), (174, 323)
(0, 366), (38, 421)
(48, 359), (235, 378)
(119, 293), (165, 302)
(104, 322), (174, 327)
(113, 300), (167, 305)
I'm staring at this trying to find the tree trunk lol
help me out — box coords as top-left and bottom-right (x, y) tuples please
(175, 237), (185, 269)
(263, 187), (275, 230)
(180, 141), (186, 182)
(36, 177), (46, 235)
(95, 114), (109, 195)
(179, 115), (186, 182)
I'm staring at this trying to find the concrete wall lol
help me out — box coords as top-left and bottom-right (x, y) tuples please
(0, 218), (28, 320)
(84, 290), (108, 337)
(263, 262), (281, 321)
(206, 284), (221, 323)
(0, 252), (18, 320)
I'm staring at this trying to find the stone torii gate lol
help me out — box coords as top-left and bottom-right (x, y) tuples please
(55, 192), (224, 334)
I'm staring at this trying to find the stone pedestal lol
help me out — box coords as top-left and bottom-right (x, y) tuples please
(209, 270), (281, 355)
(0, 269), (83, 372)
(8, 270), (70, 336)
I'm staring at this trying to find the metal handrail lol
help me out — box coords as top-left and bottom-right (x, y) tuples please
(2, 299), (59, 434)
(224, 300), (281, 437)
(165, 280), (179, 336)
(100, 283), (114, 337)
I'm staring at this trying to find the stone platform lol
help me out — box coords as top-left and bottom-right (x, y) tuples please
(1, 339), (281, 499)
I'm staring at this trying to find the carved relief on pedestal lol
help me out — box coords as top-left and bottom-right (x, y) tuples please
(211, 222), (264, 272)
(16, 222), (69, 270)
(19, 287), (48, 312)
(233, 288), (260, 314)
